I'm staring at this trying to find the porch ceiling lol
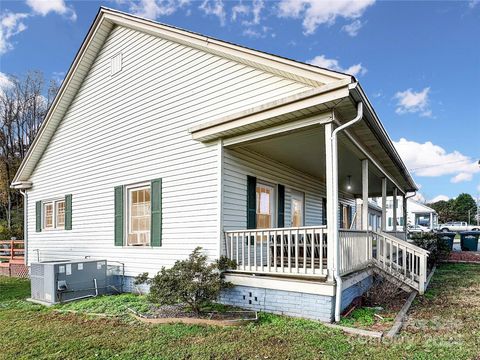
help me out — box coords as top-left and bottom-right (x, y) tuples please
(233, 126), (396, 197)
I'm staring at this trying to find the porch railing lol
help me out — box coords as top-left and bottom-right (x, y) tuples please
(385, 231), (407, 241)
(371, 231), (429, 294)
(224, 226), (328, 277)
(338, 230), (371, 275)
(0, 240), (25, 262)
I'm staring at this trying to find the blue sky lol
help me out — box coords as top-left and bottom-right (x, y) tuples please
(1, 0), (479, 203)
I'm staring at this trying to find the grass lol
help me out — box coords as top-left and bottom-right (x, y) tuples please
(1, 263), (480, 359)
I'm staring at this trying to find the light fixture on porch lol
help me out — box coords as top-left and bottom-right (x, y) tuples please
(346, 176), (352, 191)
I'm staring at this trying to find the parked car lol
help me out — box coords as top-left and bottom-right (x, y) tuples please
(408, 224), (433, 234)
(438, 221), (479, 232)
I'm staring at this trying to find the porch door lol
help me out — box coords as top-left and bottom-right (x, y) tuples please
(256, 182), (275, 229)
(291, 191), (304, 227)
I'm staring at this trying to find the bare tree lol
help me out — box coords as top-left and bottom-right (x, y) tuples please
(0, 71), (59, 235)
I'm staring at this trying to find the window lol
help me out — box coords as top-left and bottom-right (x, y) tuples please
(256, 182), (275, 229)
(56, 201), (65, 227)
(127, 185), (151, 246)
(43, 199), (65, 230)
(291, 191), (304, 227)
(43, 203), (54, 229)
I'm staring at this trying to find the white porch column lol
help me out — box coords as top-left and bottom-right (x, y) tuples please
(362, 159), (369, 231)
(392, 188), (398, 232)
(381, 178), (387, 232)
(324, 122), (337, 281)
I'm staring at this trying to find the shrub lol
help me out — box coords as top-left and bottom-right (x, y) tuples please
(134, 247), (236, 314)
(410, 232), (451, 267)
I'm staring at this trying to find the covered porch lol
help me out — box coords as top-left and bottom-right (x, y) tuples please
(190, 83), (428, 297)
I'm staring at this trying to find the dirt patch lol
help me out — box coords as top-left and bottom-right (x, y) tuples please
(128, 303), (257, 326)
(340, 277), (410, 333)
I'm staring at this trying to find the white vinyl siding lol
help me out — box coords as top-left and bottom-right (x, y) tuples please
(222, 148), (355, 233)
(26, 25), (312, 276)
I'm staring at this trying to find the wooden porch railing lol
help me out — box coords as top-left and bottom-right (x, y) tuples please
(224, 226), (328, 277)
(371, 231), (429, 294)
(338, 230), (371, 275)
(0, 240), (25, 262)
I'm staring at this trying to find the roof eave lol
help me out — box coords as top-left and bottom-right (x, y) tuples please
(349, 83), (418, 192)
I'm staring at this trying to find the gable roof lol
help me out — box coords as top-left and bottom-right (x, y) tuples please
(12, 8), (354, 187)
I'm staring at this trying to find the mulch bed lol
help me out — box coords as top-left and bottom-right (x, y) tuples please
(448, 251), (480, 263)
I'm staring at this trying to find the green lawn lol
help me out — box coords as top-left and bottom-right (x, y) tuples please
(1, 263), (479, 360)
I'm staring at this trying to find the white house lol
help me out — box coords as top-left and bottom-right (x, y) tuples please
(12, 8), (429, 323)
(381, 197), (438, 231)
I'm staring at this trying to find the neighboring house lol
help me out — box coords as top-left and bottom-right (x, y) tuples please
(354, 199), (382, 232)
(380, 197), (438, 231)
(11, 8), (429, 323)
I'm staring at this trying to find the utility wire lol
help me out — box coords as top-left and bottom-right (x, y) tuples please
(410, 158), (479, 171)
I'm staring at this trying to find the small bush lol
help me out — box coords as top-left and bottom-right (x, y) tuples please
(411, 232), (451, 267)
(135, 247), (236, 314)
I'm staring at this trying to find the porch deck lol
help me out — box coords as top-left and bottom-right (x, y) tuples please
(0, 240), (28, 278)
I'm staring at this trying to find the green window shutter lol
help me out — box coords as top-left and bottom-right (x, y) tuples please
(247, 176), (256, 229)
(36, 201), (42, 232)
(277, 184), (285, 227)
(65, 194), (72, 230)
(150, 178), (162, 247)
(322, 198), (327, 225)
(388, 218), (392, 227)
(114, 186), (124, 246)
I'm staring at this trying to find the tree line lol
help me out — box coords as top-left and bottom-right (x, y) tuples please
(0, 71), (59, 238)
(428, 193), (479, 224)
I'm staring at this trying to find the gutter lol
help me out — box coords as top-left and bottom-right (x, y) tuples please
(349, 84), (417, 192)
(331, 101), (364, 323)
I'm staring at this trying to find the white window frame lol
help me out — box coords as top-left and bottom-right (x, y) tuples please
(42, 198), (65, 230)
(255, 180), (276, 229)
(125, 182), (151, 247)
(290, 190), (305, 227)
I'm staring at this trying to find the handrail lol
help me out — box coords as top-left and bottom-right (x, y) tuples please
(371, 231), (429, 294)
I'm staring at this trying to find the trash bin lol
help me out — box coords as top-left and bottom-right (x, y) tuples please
(460, 231), (480, 251)
(437, 232), (456, 251)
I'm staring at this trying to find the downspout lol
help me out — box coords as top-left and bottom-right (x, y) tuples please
(331, 100), (363, 323)
(19, 190), (28, 266)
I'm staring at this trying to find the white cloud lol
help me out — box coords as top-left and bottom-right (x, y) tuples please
(393, 138), (480, 183)
(232, 3), (249, 21)
(26, 0), (77, 21)
(394, 87), (432, 117)
(128, 0), (190, 19)
(469, 0), (479, 8)
(0, 72), (14, 96)
(451, 172), (473, 183)
(429, 195), (449, 203)
(277, 0), (375, 35)
(199, 0), (226, 26)
(0, 12), (29, 55)
(307, 55), (367, 77)
(412, 192), (426, 203)
(342, 19), (363, 36)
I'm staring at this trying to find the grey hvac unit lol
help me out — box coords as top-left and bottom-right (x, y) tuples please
(30, 259), (108, 305)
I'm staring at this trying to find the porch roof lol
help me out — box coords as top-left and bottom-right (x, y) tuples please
(190, 82), (417, 194)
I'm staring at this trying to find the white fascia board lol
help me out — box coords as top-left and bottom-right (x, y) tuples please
(191, 82), (350, 141)
(222, 112), (333, 147)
